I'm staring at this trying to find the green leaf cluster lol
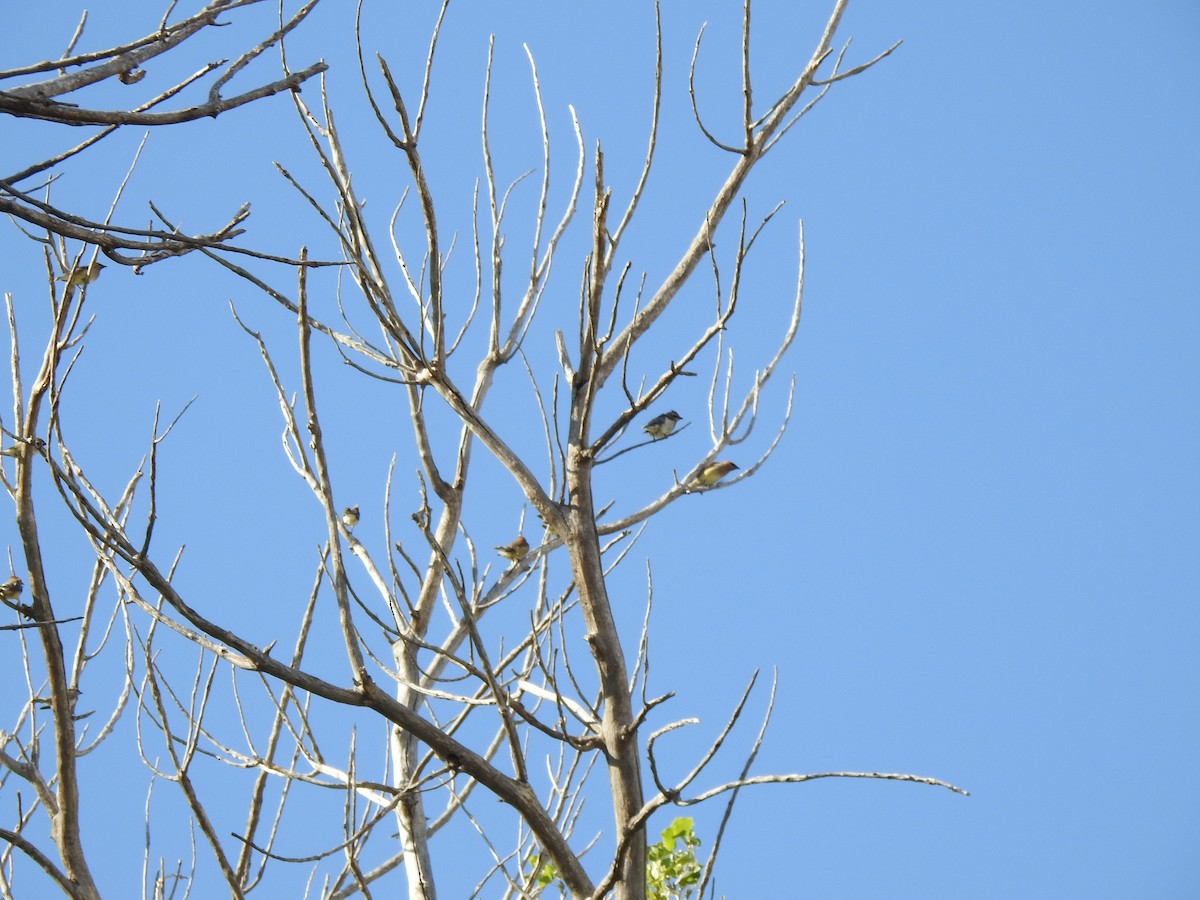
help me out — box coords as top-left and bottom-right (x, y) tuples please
(527, 817), (702, 898)
(647, 817), (702, 900)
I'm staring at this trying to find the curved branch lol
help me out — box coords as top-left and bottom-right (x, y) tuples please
(0, 63), (326, 127)
(687, 23), (743, 154)
(0, 829), (82, 899)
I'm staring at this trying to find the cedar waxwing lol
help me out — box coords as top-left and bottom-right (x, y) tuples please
(495, 535), (529, 562)
(0, 575), (24, 601)
(695, 460), (739, 486)
(642, 410), (682, 441)
(56, 262), (106, 287)
(341, 506), (360, 529)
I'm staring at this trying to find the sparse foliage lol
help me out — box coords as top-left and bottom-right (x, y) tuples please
(0, 2), (964, 898)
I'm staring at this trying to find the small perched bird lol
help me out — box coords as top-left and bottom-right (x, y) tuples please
(0, 437), (44, 459)
(695, 460), (739, 486)
(56, 262), (106, 288)
(495, 535), (529, 562)
(0, 575), (24, 601)
(341, 506), (360, 529)
(642, 410), (682, 441)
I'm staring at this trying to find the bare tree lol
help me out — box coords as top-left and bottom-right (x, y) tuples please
(0, 1), (965, 897)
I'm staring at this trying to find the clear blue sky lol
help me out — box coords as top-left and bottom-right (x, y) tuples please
(2, 1), (1197, 897)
